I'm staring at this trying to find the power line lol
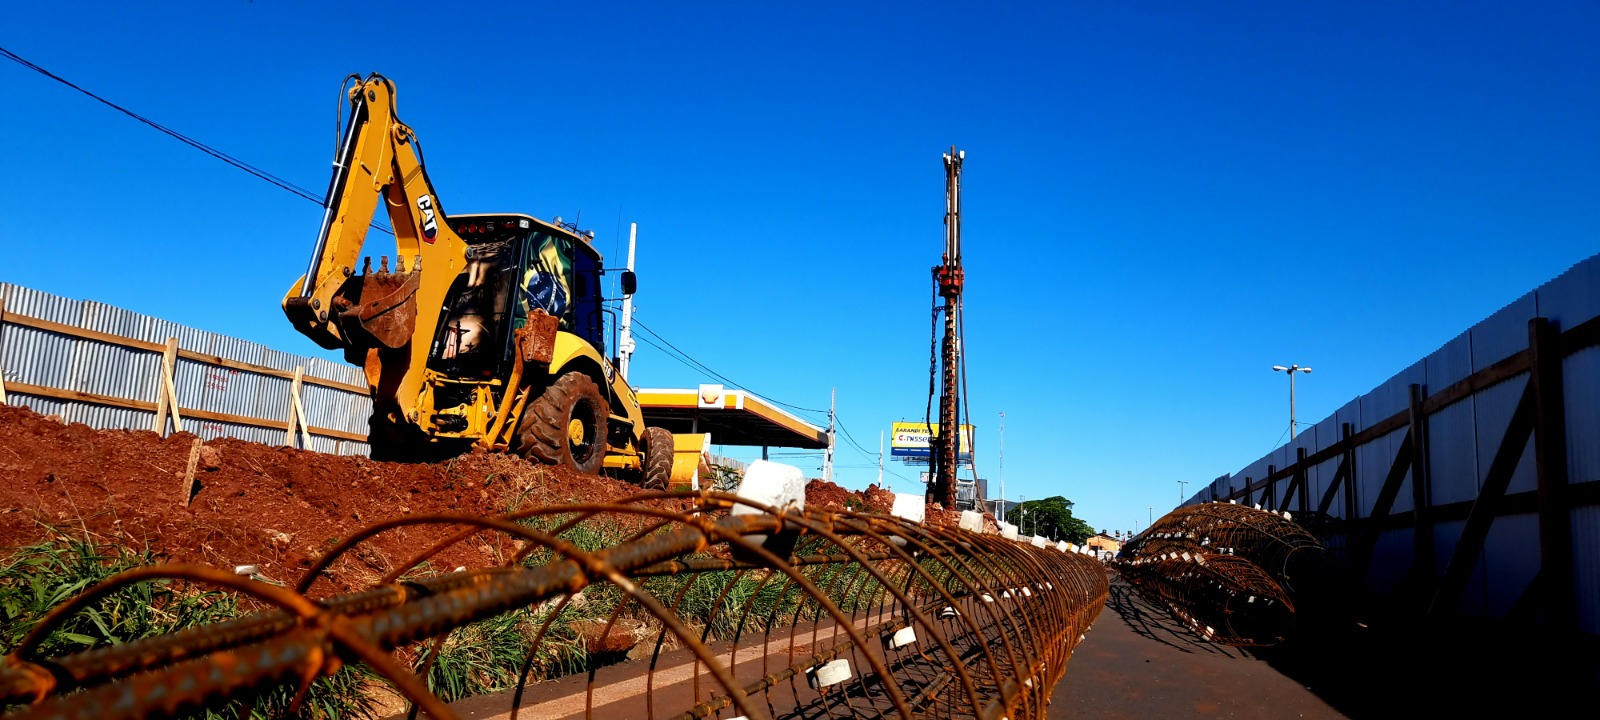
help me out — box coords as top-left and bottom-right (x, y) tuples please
(631, 323), (906, 481)
(833, 416), (915, 483)
(0, 45), (393, 235)
(833, 415), (878, 459)
(631, 317), (828, 415)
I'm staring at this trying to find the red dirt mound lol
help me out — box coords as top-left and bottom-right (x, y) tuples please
(801, 479), (896, 515)
(0, 405), (643, 596)
(803, 478), (856, 510)
(861, 483), (896, 513)
(800, 478), (998, 531)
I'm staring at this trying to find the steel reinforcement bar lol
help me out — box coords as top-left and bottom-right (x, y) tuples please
(1113, 502), (1322, 646)
(0, 490), (1108, 720)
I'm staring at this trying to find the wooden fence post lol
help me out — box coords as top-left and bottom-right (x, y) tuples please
(1529, 317), (1575, 629)
(0, 293), (8, 406)
(152, 337), (182, 436)
(284, 366), (311, 449)
(181, 437), (203, 506)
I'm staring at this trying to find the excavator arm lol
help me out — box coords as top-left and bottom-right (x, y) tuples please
(283, 74), (465, 424)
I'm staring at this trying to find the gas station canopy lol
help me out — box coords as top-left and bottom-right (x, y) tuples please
(638, 385), (828, 450)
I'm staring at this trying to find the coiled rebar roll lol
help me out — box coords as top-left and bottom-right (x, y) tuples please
(1114, 502), (1321, 646)
(0, 489), (1109, 719)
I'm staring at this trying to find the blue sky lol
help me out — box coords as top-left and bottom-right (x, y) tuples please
(2, 2), (1596, 534)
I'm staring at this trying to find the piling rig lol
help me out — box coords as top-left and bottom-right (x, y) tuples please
(929, 148), (965, 511)
(0, 492), (1108, 720)
(1113, 503), (1322, 646)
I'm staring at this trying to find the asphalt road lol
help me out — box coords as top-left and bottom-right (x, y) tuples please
(1047, 578), (1347, 720)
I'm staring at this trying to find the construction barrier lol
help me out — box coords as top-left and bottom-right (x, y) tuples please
(0, 283), (372, 455)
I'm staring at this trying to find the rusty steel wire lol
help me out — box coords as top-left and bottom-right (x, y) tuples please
(1112, 502), (1321, 647)
(0, 490), (1108, 720)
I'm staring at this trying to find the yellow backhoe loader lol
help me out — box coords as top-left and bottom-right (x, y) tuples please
(283, 73), (674, 486)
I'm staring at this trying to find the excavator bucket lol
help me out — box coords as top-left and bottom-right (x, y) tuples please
(335, 261), (420, 350)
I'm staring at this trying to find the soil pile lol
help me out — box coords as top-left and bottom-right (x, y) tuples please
(0, 405), (642, 595)
(802, 478), (1002, 530)
(802, 478), (857, 510)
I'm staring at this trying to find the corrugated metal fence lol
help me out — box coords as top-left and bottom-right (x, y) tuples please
(1180, 252), (1600, 636)
(0, 282), (371, 456)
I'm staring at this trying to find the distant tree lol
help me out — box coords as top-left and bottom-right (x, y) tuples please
(1012, 496), (1093, 544)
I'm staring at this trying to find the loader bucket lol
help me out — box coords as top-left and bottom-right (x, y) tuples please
(336, 269), (420, 349)
(670, 432), (712, 490)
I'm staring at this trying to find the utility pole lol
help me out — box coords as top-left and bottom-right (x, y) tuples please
(877, 430), (884, 486)
(930, 147), (965, 510)
(617, 223), (638, 381)
(998, 411), (1006, 523)
(1019, 494), (1026, 535)
(1147, 505), (1154, 527)
(1178, 479), (1187, 504)
(824, 388), (836, 483)
(1272, 364), (1313, 439)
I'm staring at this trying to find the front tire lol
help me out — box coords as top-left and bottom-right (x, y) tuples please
(516, 372), (610, 474)
(642, 426), (675, 490)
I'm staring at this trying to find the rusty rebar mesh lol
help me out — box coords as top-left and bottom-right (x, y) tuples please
(1113, 503), (1321, 647)
(0, 490), (1109, 720)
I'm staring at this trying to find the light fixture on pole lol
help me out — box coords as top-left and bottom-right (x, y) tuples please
(1147, 505), (1153, 526)
(1178, 480), (1187, 503)
(1272, 364), (1313, 439)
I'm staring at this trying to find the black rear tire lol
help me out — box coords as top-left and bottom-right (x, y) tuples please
(515, 372), (610, 475)
(642, 426), (675, 490)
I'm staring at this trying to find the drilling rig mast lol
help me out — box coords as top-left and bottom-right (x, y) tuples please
(930, 147), (965, 509)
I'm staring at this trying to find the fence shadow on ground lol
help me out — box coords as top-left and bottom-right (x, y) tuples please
(1108, 567), (1600, 719)
(1103, 576), (1244, 659)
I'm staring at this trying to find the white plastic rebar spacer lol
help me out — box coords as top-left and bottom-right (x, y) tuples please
(731, 460), (806, 558)
(959, 510), (985, 533)
(1030, 535), (1047, 548)
(891, 493), (926, 523)
(808, 659), (852, 689)
(888, 626), (917, 649)
(733, 460), (806, 516)
(1000, 522), (1019, 540)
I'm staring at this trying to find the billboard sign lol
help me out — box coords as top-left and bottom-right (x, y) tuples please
(890, 422), (973, 464)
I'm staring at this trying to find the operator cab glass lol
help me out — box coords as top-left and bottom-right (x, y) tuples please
(427, 215), (606, 377)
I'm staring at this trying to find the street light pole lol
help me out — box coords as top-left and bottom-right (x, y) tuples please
(998, 411), (1005, 524)
(1272, 364), (1314, 439)
(1147, 505), (1153, 527)
(1178, 480), (1187, 504)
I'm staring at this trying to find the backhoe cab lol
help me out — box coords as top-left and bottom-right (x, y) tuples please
(283, 74), (673, 486)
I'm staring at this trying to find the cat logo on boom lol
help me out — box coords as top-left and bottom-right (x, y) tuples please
(417, 195), (439, 241)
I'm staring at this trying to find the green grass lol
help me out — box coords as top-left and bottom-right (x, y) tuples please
(0, 535), (377, 719)
(410, 514), (634, 702)
(0, 509), (914, 716)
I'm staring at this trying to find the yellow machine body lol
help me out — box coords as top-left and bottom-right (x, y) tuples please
(283, 74), (649, 472)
